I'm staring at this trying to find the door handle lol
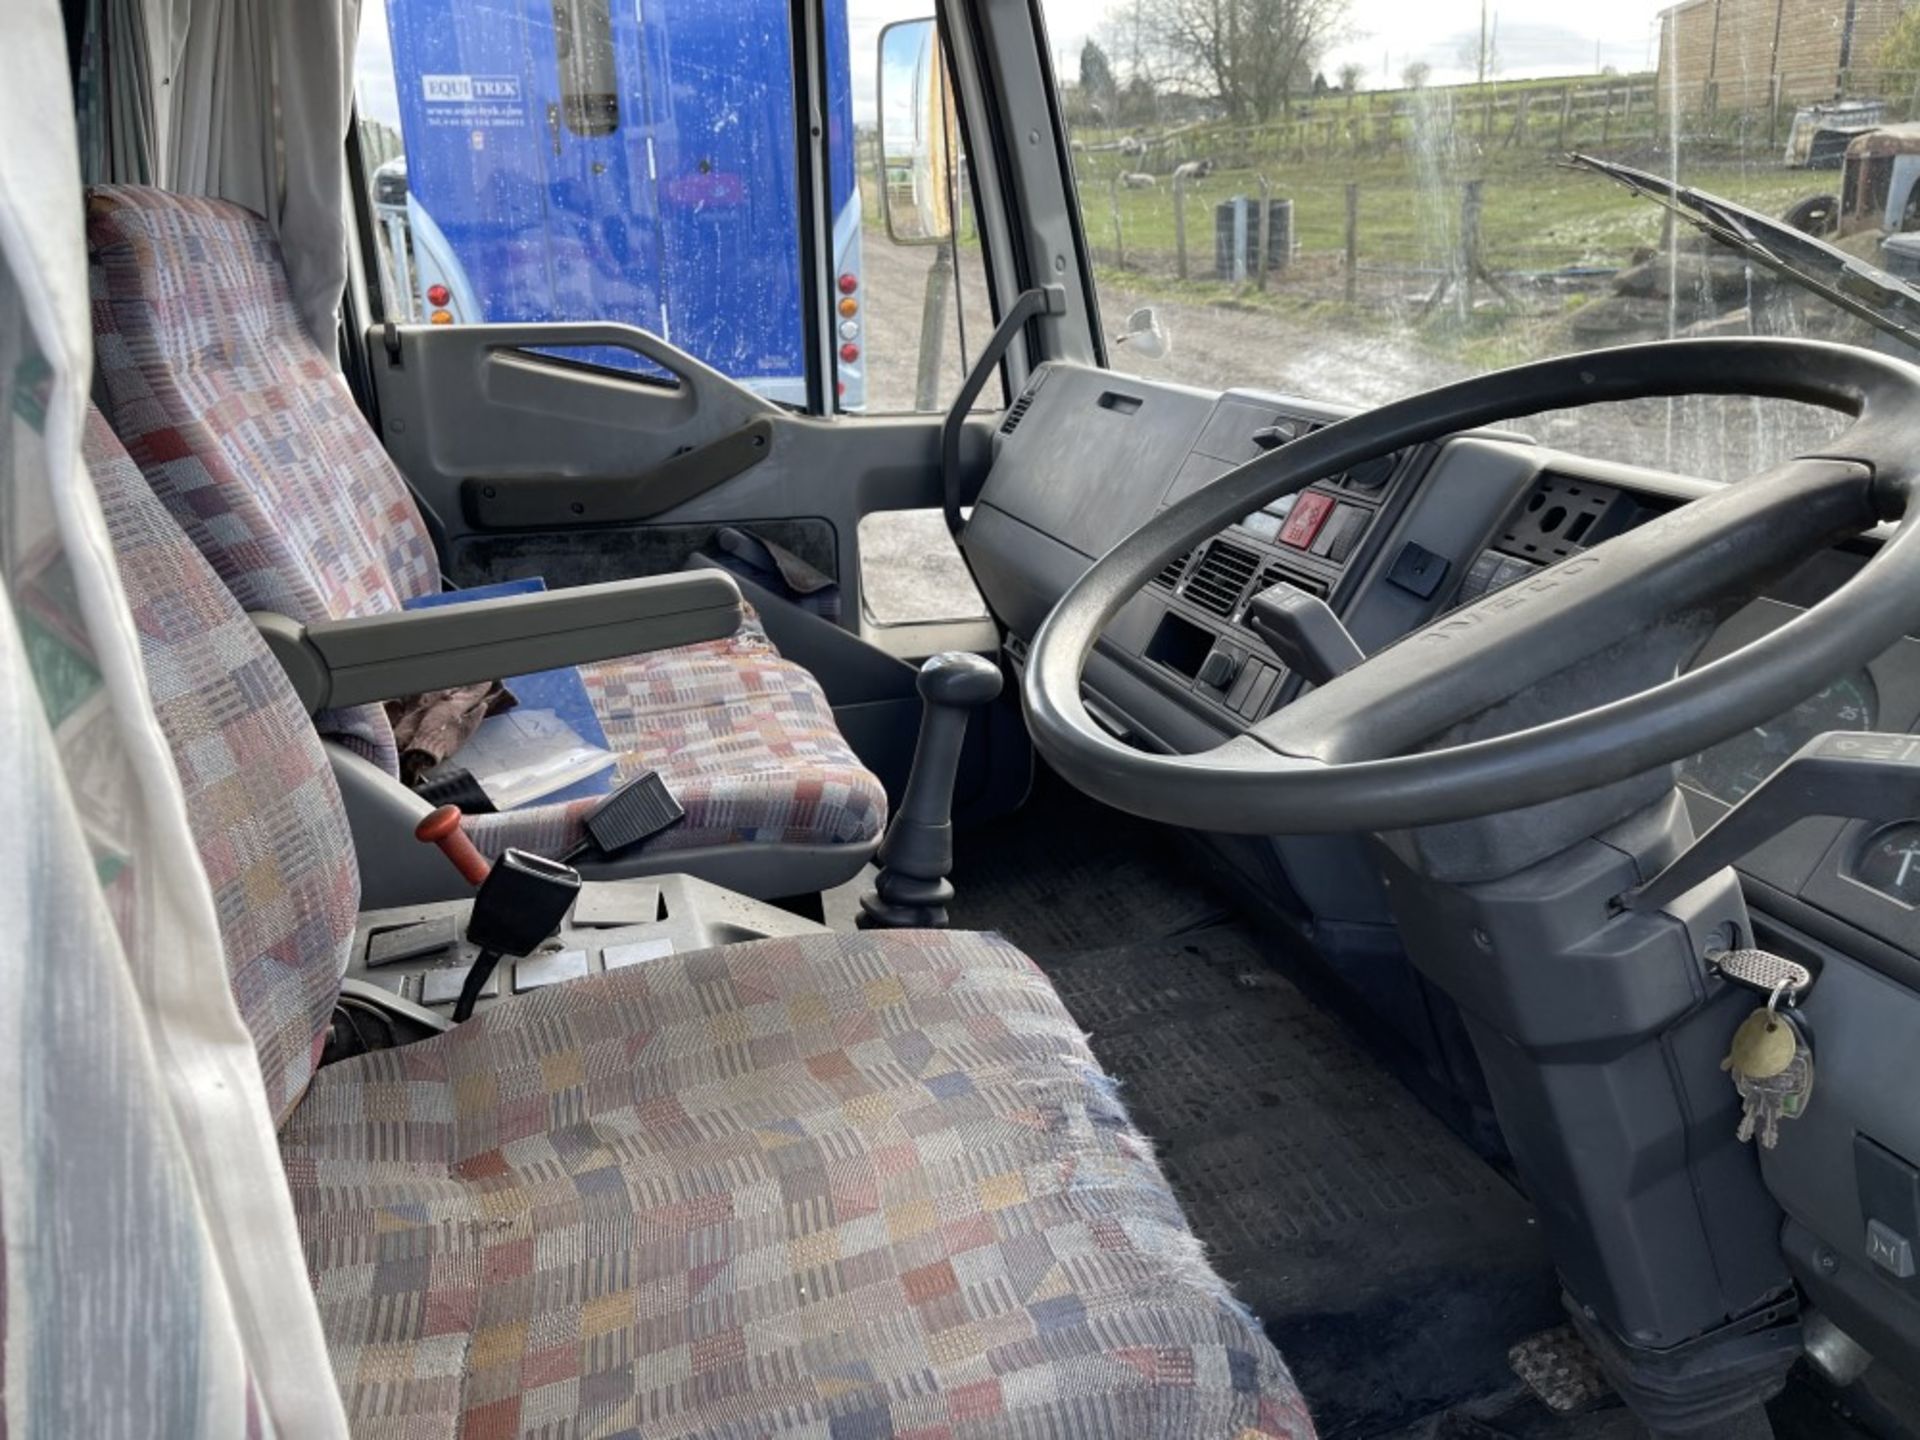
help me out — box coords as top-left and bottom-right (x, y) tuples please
(462, 416), (776, 529)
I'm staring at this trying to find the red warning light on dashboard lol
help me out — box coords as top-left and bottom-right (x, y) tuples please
(1278, 491), (1335, 549)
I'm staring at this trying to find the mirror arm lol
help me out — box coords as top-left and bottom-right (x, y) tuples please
(943, 285), (1067, 536)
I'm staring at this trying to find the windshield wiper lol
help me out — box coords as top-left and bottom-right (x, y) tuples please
(1566, 152), (1920, 349)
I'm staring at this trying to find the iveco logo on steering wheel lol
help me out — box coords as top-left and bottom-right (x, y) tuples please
(1416, 554), (1606, 645)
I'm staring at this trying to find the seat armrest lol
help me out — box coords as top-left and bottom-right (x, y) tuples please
(256, 570), (742, 712)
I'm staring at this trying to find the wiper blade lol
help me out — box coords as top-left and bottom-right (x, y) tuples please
(1566, 152), (1920, 348)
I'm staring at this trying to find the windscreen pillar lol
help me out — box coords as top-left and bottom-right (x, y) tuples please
(858, 653), (1003, 929)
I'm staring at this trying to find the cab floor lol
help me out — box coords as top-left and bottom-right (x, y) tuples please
(908, 770), (1889, 1440)
(936, 770), (1566, 1438)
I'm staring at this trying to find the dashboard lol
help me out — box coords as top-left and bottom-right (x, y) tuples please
(961, 358), (1920, 1376)
(962, 360), (1920, 974)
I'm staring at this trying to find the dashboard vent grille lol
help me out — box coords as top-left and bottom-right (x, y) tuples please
(1250, 564), (1328, 604)
(1000, 391), (1037, 435)
(1155, 550), (1191, 589)
(1184, 541), (1260, 616)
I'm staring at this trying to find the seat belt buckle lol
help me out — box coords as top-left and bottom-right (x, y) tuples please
(563, 770), (685, 862)
(464, 848), (581, 958)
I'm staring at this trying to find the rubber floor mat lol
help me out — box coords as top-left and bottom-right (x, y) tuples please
(950, 777), (1564, 1437)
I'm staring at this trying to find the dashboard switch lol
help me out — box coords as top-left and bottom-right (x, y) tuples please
(1858, 1135), (1920, 1281)
(1387, 541), (1451, 599)
(1197, 646), (1240, 691)
(1279, 490), (1335, 549)
(1311, 503), (1370, 563)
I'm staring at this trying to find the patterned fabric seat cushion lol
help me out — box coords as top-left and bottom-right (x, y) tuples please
(86, 182), (885, 862)
(280, 930), (1313, 1440)
(86, 410), (357, 1125)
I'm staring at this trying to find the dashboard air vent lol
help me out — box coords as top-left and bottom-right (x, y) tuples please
(1248, 564), (1328, 605)
(1000, 391), (1037, 435)
(1155, 550), (1191, 590)
(1184, 541), (1260, 617)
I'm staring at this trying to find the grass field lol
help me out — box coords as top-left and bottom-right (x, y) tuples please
(1071, 147), (1819, 276)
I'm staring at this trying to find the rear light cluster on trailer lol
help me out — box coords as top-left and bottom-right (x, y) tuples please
(836, 271), (860, 371)
(426, 282), (453, 325)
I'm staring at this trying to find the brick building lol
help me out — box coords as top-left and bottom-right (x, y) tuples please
(1656, 0), (1907, 111)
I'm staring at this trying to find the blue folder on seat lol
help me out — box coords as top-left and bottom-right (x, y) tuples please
(403, 578), (616, 806)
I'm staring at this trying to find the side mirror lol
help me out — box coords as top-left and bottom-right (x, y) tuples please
(878, 19), (956, 246)
(1116, 306), (1171, 360)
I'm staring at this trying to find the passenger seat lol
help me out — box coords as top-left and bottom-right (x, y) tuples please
(86, 183), (886, 901)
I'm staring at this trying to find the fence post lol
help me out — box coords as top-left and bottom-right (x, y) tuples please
(1344, 181), (1359, 304)
(1107, 174), (1125, 268)
(1506, 91), (1531, 148)
(1461, 178), (1483, 318)
(1232, 196), (1249, 284)
(1174, 175), (1188, 281)
(1768, 74), (1784, 149)
(1558, 84), (1574, 149)
(1255, 178), (1273, 291)
(1602, 84), (1614, 146)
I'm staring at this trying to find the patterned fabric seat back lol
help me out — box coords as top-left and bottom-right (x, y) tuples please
(85, 410), (360, 1126)
(87, 183), (440, 773)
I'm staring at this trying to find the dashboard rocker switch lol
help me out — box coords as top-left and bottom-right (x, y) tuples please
(1245, 582), (1364, 687)
(1197, 646), (1241, 691)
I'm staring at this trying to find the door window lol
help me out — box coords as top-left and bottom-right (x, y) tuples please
(354, 0), (811, 402)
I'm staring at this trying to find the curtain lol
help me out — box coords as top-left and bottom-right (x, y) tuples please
(0, 1), (349, 1434)
(81, 0), (364, 347)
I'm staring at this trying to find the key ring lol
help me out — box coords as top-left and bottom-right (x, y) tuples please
(1765, 978), (1790, 1017)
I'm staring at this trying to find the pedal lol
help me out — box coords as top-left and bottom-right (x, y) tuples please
(1710, 947), (1814, 1005)
(1508, 1325), (1615, 1414)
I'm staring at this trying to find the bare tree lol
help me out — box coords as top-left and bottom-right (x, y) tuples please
(1140, 0), (1353, 123)
(1401, 59), (1431, 89)
(1337, 60), (1364, 100)
(1458, 0), (1498, 84)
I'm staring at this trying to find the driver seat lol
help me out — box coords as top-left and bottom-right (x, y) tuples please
(88, 407), (1313, 1437)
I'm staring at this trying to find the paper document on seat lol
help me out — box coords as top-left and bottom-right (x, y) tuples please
(448, 708), (617, 810)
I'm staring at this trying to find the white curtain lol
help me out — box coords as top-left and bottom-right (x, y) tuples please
(0, 2), (348, 1434)
(84, 0), (364, 347)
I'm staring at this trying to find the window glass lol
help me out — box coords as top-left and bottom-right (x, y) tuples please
(354, 0), (810, 401)
(551, 0), (619, 138)
(1029, 0), (1916, 481)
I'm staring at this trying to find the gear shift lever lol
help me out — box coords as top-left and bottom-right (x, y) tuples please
(859, 652), (1003, 929)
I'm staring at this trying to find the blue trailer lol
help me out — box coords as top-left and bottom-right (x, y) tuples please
(374, 0), (864, 408)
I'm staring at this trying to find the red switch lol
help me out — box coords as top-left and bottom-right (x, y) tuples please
(1279, 490), (1336, 549)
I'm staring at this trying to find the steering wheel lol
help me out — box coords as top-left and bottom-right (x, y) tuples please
(1022, 338), (1920, 834)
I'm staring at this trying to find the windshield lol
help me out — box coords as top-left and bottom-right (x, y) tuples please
(1036, 0), (1920, 480)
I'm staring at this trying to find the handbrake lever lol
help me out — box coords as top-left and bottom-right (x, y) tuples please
(1622, 731), (1920, 914)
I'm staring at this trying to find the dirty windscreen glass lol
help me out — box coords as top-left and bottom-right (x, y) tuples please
(1033, 0), (1920, 480)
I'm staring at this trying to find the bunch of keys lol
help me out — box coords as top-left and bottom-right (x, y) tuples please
(1720, 973), (1814, 1150)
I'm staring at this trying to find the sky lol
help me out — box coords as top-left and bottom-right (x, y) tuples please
(356, 0), (1676, 136)
(1032, 0), (1672, 93)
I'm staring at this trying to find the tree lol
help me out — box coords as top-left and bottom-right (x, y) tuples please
(1458, 1), (1499, 84)
(1080, 39), (1119, 118)
(1337, 61), (1364, 93)
(1401, 59), (1431, 89)
(1878, 4), (1920, 75)
(1142, 0), (1353, 123)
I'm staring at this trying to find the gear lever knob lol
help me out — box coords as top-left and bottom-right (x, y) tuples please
(860, 652), (1003, 929)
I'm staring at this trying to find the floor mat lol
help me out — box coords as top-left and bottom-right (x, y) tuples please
(949, 775), (1565, 1438)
